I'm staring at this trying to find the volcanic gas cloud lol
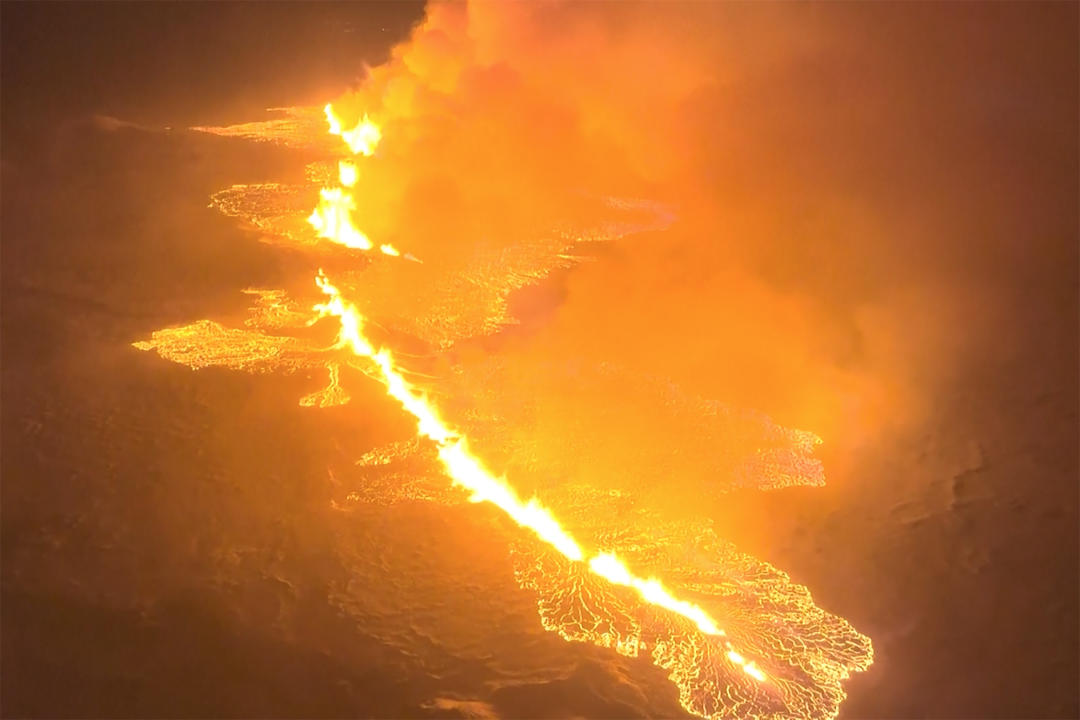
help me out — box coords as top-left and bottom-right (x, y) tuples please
(137, 3), (875, 718)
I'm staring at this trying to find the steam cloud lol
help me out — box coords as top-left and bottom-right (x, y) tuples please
(324, 1), (1076, 467)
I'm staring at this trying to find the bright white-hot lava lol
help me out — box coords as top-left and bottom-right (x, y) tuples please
(313, 270), (769, 684)
(338, 161), (359, 188)
(140, 93), (873, 719)
(313, 99), (771, 684)
(307, 105), (400, 257)
(308, 186), (373, 250)
(324, 103), (381, 157)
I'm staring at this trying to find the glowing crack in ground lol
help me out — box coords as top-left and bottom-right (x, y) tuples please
(134, 105), (872, 719)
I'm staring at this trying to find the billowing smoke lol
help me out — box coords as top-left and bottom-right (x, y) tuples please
(320, 1), (1075, 484)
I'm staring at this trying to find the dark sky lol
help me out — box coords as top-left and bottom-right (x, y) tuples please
(2, 2), (426, 154)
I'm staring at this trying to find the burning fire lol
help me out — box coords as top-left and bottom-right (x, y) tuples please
(308, 186), (373, 250)
(307, 105), (400, 257)
(324, 103), (381, 157)
(338, 161), (359, 188)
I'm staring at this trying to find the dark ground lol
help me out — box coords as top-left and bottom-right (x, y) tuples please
(3, 2), (1078, 719)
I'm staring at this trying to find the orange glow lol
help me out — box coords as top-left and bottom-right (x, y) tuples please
(138, 5), (881, 711)
(324, 103), (381, 157)
(307, 110), (402, 258)
(140, 89), (876, 717)
(315, 272), (585, 561)
(588, 552), (722, 635)
(338, 160), (359, 188)
(313, 270), (770, 683)
(307, 186), (373, 250)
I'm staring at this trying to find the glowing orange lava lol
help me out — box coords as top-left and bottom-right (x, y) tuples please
(142, 84), (873, 719)
(324, 103), (381, 157)
(307, 105), (400, 257)
(314, 270), (768, 684)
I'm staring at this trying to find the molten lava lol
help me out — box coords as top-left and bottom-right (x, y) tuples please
(307, 105), (400, 257)
(308, 102), (776, 686)
(313, 270), (768, 684)
(140, 84), (874, 719)
(308, 186), (373, 250)
(324, 103), (381, 157)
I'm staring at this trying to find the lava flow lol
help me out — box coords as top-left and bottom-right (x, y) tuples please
(138, 86), (873, 719)
(324, 103), (381, 157)
(307, 101), (769, 680)
(307, 109), (400, 256)
(313, 269), (767, 683)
